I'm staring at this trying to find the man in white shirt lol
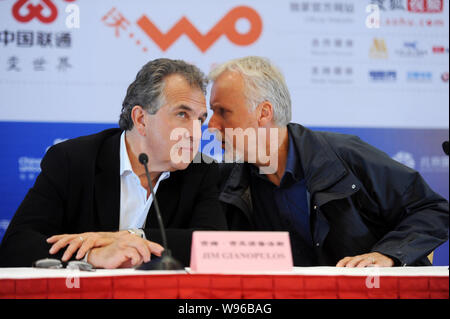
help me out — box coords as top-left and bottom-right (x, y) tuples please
(0, 59), (227, 268)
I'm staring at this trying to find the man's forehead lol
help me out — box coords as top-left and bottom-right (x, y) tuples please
(214, 70), (244, 88)
(163, 75), (205, 104)
(211, 70), (246, 104)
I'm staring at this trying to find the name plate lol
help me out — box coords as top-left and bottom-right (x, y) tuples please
(190, 231), (293, 273)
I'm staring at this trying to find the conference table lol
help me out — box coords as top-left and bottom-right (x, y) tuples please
(0, 266), (448, 299)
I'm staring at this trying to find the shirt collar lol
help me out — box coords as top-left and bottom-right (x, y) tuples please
(249, 130), (304, 186)
(120, 131), (133, 176)
(285, 130), (302, 178)
(120, 131), (171, 181)
(280, 130), (304, 186)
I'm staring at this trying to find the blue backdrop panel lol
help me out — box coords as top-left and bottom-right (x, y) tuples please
(1, 121), (448, 265)
(0, 121), (114, 239)
(313, 126), (449, 266)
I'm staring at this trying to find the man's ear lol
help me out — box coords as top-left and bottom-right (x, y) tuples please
(257, 101), (274, 127)
(131, 105), (147, 136)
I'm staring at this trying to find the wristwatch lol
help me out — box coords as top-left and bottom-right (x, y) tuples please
(127, 228), (146, 239)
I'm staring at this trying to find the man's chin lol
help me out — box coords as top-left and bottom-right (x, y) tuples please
(169, 159), (188, 170)
(170, 154), (195, 171)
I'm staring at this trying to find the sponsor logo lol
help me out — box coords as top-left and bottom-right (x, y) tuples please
(369, 0), (445, 27)
(18, 138), (67, 181)
(370, 0), (443, 13)
(4, 1), (77, 73)
(407, 71), (432, 82)
(12, 0), (77, 24)
(370, 38), (388, 59)
(290, 2), (354, 13)
(432, 46), (449, 54)
(0, 30), (72, 48)
(369, 71), (397, 82)
(407, 0), (443, 13)
(395, 41), (427, 58)
(18, 156), (41, 181)
(311, 66), (354, 84)
(311, 38), (354, 57)
(290, 2), (355, 24)
(392, 151), (416, 169)
(136, 6), (262, 53)
(420, 155), (449, 172)
(392, 151), (448, 172)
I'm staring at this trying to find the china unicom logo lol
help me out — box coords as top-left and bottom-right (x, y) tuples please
(392, 151), (416, 169)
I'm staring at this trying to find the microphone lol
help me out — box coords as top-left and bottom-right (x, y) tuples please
(136, 153), (183, 270)
(443, 141), (449, 156)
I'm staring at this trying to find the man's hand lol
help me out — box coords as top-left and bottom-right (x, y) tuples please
(87, 236), (161, 269)
(47, 231), (164, 262)
(336, 252), (394, 267)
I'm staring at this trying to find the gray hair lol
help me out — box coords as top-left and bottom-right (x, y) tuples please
(119, 58), (207, 131)
(209, 56), (291, 126)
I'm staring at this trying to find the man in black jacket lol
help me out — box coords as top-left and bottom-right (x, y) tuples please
(208, 56), (449, 267)
(0, 58), (227, 268)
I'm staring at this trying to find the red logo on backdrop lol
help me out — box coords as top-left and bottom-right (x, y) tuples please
(136, 6), (263, 53)
(12, 0), (76, 24)
(407, 0), (443, 13)
(432, 46), (448, 53)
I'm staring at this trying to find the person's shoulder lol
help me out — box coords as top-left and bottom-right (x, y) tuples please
(49, 128), (121, 154)
(43, 128), (122, 168)
(316, 130), (362, 149)
(288, 122), (361, 151)
(184, 153), (219, 173)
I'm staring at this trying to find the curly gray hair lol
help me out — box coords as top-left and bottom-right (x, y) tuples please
(119, 58), (207, 130)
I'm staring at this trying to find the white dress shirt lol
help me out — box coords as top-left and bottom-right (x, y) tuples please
(119, 131), (170, 230)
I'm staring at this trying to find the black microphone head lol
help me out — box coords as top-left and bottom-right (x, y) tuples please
(443, 141), (449, 156)
(139, 153), (149, 165)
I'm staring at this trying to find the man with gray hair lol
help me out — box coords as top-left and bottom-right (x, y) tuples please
(208, 56), (449, 267)
(0, 58), (227, 268)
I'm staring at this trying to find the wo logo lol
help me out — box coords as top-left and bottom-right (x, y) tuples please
(392, 151), (416, 169)
(137, 6), (263, 53)
(12, 0), (76, 24)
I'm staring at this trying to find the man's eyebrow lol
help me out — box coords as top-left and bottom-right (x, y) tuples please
(174, 105), (194, 112)
(175, 105), (207, 121)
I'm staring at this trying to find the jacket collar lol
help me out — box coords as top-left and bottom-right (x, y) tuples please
(94, 129), (122, 231)
(287, 123), (348, 194)
(221, 123), (360, 209)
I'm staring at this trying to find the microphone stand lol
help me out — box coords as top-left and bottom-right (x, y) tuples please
(136, 153), (183, 271)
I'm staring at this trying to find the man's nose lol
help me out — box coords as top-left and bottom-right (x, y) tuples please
(187, 120), (202, 143)
(208, 113), (221, 132)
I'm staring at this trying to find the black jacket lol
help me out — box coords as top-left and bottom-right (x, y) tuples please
(219, 123), (449, 266)
(0, 128), (227, 267)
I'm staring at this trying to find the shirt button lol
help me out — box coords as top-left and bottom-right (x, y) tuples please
(313, 205), (317, 210)
(351, 184), (356, 190)
(316, 243), (320, 247)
